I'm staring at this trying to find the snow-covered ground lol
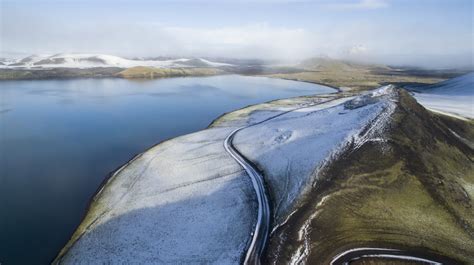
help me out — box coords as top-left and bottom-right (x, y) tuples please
(232, 86), (396, 223)
(411, 73), (473, 119)
(56, 126), (257, 264)
(1, 53), (232, 69)
(56, 87), (398, 264)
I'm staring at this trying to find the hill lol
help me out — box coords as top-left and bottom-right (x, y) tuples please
(264, 57), (462, 91)
(1, 54), (232, 69)
(264, 89), (473, 264)
(298, 57), (391, 72)
(410, 72), (474, 95)
(116, 66), (222, 79)
(54, 77), (473, 264)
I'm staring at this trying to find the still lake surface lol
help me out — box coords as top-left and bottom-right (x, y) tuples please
(0, 75), (334, 264)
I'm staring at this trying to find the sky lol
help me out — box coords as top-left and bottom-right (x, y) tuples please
(1, 0), (473, 68)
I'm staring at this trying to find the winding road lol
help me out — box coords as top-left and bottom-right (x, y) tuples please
(223, 98), (341, 265)
(224, 127), (270, 265)
(223, 100), (329, 264)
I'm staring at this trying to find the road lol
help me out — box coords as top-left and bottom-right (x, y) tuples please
(224, 126), (271, 265)
(330, 248), (443, 265)
(221, 95), (356, 265)
(223, 99), (338, 265)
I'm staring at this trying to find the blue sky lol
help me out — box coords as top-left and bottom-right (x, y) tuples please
(1, 0), (473, 67)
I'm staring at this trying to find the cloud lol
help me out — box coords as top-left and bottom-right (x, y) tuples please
(328, 0), (389, 10)
(1, 20), (318, 61)
(347, 45), (368, 55)
(157, 24), (317, 61)
(1, 1), (472, 68)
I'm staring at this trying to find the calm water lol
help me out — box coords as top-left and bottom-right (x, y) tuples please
(0, 75), (334, 264)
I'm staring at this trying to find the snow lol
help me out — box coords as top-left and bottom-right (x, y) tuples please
(0, 53), (233, 69)
(229, 87), (396, 264)
(413, 72), (474, 95)
(199, 58), (233, 67)
(232, 87), (396, 223)
(57, 126), (257, 264)
(369, 84), (395, 97)
(411, 73), (473, 119)
(414, 94), (473, 119)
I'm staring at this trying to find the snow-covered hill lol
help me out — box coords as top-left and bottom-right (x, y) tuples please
(52, 84), (473, 264)
(1, 54), (233, 69)
(411, 73), (473, 119)
(54, 87), (396, 264)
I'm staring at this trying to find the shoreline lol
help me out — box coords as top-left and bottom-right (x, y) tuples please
(51, 78), (341, 263)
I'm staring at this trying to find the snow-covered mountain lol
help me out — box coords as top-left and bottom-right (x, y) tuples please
(1, 54), (233, 69)
(411, 72), (473, 119)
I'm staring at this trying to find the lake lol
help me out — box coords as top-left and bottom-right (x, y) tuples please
(0, 75), (334, 264)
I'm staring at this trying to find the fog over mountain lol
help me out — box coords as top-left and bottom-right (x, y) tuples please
(1, 0), (473, 68)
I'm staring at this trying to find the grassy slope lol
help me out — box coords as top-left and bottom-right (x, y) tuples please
(0, 67), (124, 80)
(116, 66), (222, 78)
(263, 58), (452, 91)
(266, 90), (474, 264)
(0, 66), (222, 80)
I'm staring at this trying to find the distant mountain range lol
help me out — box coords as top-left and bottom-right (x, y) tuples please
(1, 54), (469, 91)
(0, 54), (233, 69)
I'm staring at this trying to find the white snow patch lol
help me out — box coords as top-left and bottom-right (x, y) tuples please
(413, 93), (473, 119)
(412, 73), (473, 119)
(199, 58), (233, 67)
(369, 84), (395, 97)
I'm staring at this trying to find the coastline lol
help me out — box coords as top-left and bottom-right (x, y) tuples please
(30, 75), (473, 264)
(52, 80), (341, 264)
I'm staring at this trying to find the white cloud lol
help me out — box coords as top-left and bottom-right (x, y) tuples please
(1, 21), (318, 61)
(1, 6), (472, 68)
(347, 44), (368, 55)
(156, 24), (316, 61)
(328, 0), (389, 10)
